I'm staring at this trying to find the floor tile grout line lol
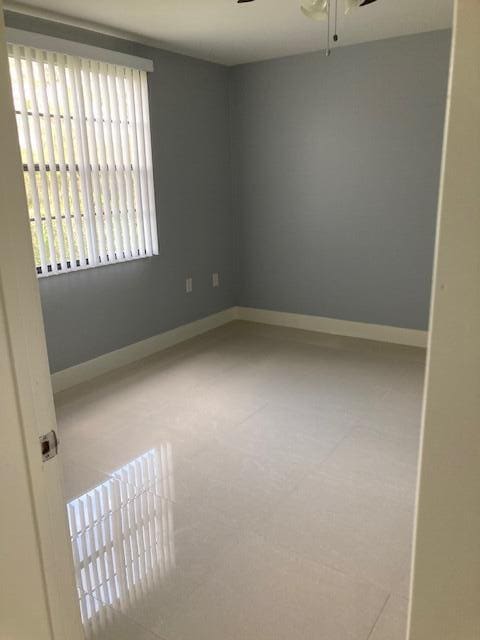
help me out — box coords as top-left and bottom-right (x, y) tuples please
(243, 421), (362, 528)
(65, 458), (283, 542)
(56, 321), (424, 406)
(58, 321), (420, 639)
(64, 402), (368, 536)
(81, 520), (247, 639)
(366, 592), (392, 640)
(250, 527), (393, 597)
(61, 394), (269, 486)
(55, 331), (254, 414)
(308, 418), (361, 470)
(81, 586), (170, 640)
(142, 532), (247, 635)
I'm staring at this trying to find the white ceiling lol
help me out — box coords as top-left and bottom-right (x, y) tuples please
(5, 0), (453, 66)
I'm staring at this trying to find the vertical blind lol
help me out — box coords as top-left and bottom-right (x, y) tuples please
(8, 43), (158, 276)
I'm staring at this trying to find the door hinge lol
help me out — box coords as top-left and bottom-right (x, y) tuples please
(39, 430), (59, 462)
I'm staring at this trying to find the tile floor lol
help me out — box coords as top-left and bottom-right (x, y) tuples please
(55, 320), (425, 640)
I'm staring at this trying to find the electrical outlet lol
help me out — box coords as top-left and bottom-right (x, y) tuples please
(186, 277), (193, 293)
(212, 272), (220, 288)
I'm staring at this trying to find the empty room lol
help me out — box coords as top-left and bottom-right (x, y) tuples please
(2, 1), (479, 640)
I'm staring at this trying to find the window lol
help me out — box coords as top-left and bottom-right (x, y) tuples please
(8, 43), (158, 276)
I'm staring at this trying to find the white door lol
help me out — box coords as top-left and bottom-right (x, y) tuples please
(408, 1), (480, 638)
(0, 4), (83, 639)
(1, 0), (479, 639)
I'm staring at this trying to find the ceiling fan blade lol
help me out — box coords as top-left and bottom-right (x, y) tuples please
(300, 0), (329, 21)
(345, 0), (378, 13)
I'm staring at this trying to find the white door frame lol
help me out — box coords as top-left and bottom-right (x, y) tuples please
(1, 0), (479, 638)
(408, 1), (480, 638)
(0, 4), (83, 638)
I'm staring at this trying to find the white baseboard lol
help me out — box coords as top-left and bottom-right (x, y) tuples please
(51, 307), (239, 393)
(52, 305), (427, 393)
(236, 307), (428, 348)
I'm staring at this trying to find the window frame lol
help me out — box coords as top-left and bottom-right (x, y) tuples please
(8, 39), (158, 277)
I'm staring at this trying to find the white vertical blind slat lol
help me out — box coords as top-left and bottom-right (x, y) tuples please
(133, 487), (147, 590)
(119, 506), (135, 608)
(56, 53), (87, 267)
(24, 46), (58, 271)
(99, 61), (124, 260)
(107, 64), (132, 259)
(125, 67), (147, 255)
(67, 503), (88, 625)
(76, 498), (95, 595)
(35, 49), (68, 271)
(89, 61), (116, 261)
(145, 490), (158, 584)
(11, 46), (48, 274)
(80, 58), (107, 264)
(84, 494), (104, 602)
(133, 68), (153, 256)
(116, 66), (138, 257)
(110, 483), (132, 608)
(140, 489), (154, 590)
(93, 490), (115, 605)
(8, 44), (157, 276)
(46, 50), (78, 270)
(140, 70), (158, 254)
(70, 56), (98, 266)
(101, 485), (123, 604)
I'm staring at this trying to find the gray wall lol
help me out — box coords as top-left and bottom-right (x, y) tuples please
(230, 30), (451, 330)
(5, 11), (236, 373)
(4, 16), (451, 372)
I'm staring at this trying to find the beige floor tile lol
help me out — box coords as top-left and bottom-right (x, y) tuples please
(198, 332), (277, 364)
(78, 591), (164, 640)
(167, 442), (304, 526)
(360, 385), (424, 440)
(61, 459), (114, 503)
(369, 594), (410, 640)
(276, 365), (390, 416)
(162, 534), (388, 640)
(318, 426), (419, 504)
(183, 379), (268, 424)
(220, 403), (355, 474)
(395, 558), (414, 600)
(56, 321), (423, 640)
(73, 491), (238, 636)
(256, 468), (415, 591)
(70, 429), (307, 528)
(145, 394), (252, 439)
(70, 416), (215, 476)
